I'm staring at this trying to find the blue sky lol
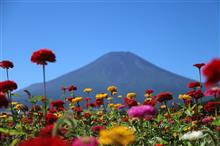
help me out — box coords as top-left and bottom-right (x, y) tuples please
(0, 0), (219, 89)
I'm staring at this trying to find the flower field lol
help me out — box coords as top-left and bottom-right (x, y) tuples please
(0, 49), (220, 146)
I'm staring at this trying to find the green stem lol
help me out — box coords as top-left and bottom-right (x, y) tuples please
(42, 65), (47, 122)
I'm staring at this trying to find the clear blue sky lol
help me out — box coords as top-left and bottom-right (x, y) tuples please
(0, 0), (219, 89)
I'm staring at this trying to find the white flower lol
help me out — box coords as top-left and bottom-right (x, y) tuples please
(180, 131), (204, 141)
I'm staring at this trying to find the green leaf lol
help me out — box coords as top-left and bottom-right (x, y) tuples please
(10, 139), (20, 146)
(11, 93), (21, 97)
(212, 117), (220, 126)
(28, 95), (43, 103)
(0, 128), (26, 136)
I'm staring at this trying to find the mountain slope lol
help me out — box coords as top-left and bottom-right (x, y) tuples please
(17, 52), (194, 102)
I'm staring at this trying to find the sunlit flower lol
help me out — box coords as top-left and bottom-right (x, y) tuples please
(203, 58), (220, 87)
(127, 92), (136, 99)
(107, 86), (118, 95)
(98, 126), (135, 146)
(83, 88), (93, 93)
(0, 60), (14, 69)
(180, 131), (204, 141)
(31, 49), (56, 65)
(178, 94), (192, 100)
(72, 97), (83, 103)
(96, 93), (108, 99)
(0, 80), (17, 93)
(72, 137), (99, 146)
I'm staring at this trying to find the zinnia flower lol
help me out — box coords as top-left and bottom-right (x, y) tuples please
(187, 82), (201, 89)
(72, 137), (99, 146)
(193, 63), (205, 69)
(46, 113), (58, 124)
(91, 125), (106, 133)
(107, 86), (117, 95)
(205, 87), (220, 98)
(68, 85), (77, 92)
(204, 101), (220, 112)
(39, 124), (54, 137)
(178, 94), (192, 100)
(124, 97), (137, 107)
(51, 100), (64, 109)
(83, 88), (93, 93)
(0, 93), (9, 108)
(187, 90), (204, 100)
(0, 80), (17, 93)
(180, 131), (204, 141)
(127, 92), (136, 99)
(0, 60), (14, 69)
(31, 49), (56, 65)
(157, 92), (173, 103)
(19, 136), (68, 146)
(128, 105), (156, 118)
(98, 126), (135, 146)
(202, 58), (220, 87)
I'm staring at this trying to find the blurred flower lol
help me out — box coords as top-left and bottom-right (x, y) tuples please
(91, 125), (106, 133)
(72, 137), (98, 146)
(83, 88), (93, 93)
(127, 92), (136, 99)
(31, 49), (56, 65)
(0, 60), (14, 69)
(202, 116), (214, 124)
(0, 93), (9, 108)
(19, 136), (68, 146)
(205, 87), (220, 98)
(204, 101), (220, 112)
(0, 80), (17, 93)
(157, 92), (173, 103)
(83, 112), (91, 118)
(98, 126), (135, 146)
(51, 100), (64, 109)
(203, 58), (220, 87)
(180, 131), (203, 141)
(117, 95), (122, 98)
(145, 89), (154, 98)
(95, 99), (103, 106)
(187, 82), (201, 89)
(107, 97), (113, 101)
(178, 94), (192, 100)
(187, 90), (204, 100)
(144, 98), (157, 106)
(128, 105), (156, 118)
(46, 113), (58, 124)
(39, 124), (54, 137)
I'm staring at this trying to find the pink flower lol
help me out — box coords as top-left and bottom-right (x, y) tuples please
(202, 116), (214, 124)
(128, 105), (156, 118)
(72, 137), (98, 146)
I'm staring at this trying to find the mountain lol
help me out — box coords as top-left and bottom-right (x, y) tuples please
(16, 52), (194, 103)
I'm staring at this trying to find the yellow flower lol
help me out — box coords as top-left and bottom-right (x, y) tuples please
(178, 94), (191, 100)
(192, 120), (198, 127)
(108, 103), (114, 108)
(160, 105), (166, 109)
(72, 97), (83, 103)
(127, 92), (136, 99)
(55, 113), (62, 118)
(96, 93), (108, 99)
(0, 114), (8, 118)
(15, 104), (24, 110)
(83, 88), (93, 93)
(144, 93), (152, 98)
(11, 102), (18, 105)
(107, 86), (117, 94)
(114, 103), (122, 109)
(117, 95), (122, 98)
(107, 97), (113, 101)
(99, 126), (135, 146)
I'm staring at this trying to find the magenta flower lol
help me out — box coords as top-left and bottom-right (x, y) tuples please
(128, 105), (156, 118)
(202, 116), (214, 124)
(72, 137), (99, 146)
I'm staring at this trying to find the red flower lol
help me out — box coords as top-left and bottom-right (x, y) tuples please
(19, 136), (69, 146)
(0, 80), (17, 93)
(145, 89), (154, 94)
(124, 97), (138, 107)
(187, 81), (201, 89)
(187, 90), (204, 100)
(68, 85), (77, 92)
(83, 112), (91, 118)
(73, 107), (83, 112)
(95, 99), (103, 106)
(204, 101), (220, 112)
(51, 100), (64, 109)
(157, 92), (173, 103)
(46, 113), (58, 124)
(31, 49), (56, 65)
(0, 93), (9, 108)
(203, 58), (220, 87)
(193, 63), (205, 69)
(0, 60), (14, 69)
(39, 125), (54, 137)
(91, 125), (105, 133)
(144, 99), (157, 106)
(66, 97), (74, 102)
